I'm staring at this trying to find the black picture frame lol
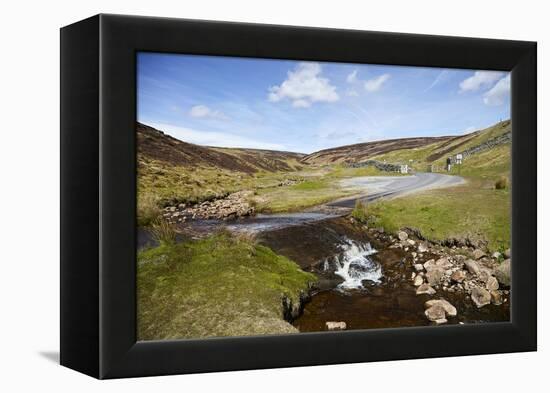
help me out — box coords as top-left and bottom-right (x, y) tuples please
(60, 14), (537, 379)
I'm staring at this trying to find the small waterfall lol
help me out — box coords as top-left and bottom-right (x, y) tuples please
(323, 238), (382, 290)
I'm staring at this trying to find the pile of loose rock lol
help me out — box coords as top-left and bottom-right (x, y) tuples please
(396, 229), (511, 311)
(366, 226), (511, 324)
(162, 190), (256, 223)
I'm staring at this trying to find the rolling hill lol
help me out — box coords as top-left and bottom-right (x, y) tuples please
(302, 120), (511, 179)
(137, 122), (305, 174)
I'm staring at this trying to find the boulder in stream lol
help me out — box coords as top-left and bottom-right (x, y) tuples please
(326, 321), (347, 331)
(494, 259), (511, 287)
(471, 287), (491, 308)
(425, 299), (457, 317)
(416, 284), (436, 295)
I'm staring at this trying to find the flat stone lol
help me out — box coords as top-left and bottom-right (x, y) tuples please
(414, 263), (425, 272)
(413, 275), (424, 286)
(416, 284), (436, 295)
(425, 299), (457, 317)
(397, 231), (408, 241)
(326, 321), (347, 331)
(425, 304), (446, 321)
(471, 287), (491, 308)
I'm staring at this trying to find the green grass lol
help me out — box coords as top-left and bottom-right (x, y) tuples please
(254, 178), (355, 213)
(137, 157), (309, 224)
(354, 179), (510, 252)
(137, 232), (316, 340)
(355, 121), (512, 252)
(325, 165), (398, 178)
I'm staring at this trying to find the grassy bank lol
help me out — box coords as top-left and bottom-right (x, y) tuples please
(355, 181), (510, 252)
(353, 149), (511, 252)
(137, 232), (316, 340)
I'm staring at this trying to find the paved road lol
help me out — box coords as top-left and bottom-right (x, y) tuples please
(329, 172), (465, 208)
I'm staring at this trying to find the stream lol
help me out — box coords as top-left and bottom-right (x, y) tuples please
(139, 174), (509, 331)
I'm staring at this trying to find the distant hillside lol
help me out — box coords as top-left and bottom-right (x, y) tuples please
(368, 120), (511, 177)
(302, 120), (511, 176)
(137, 122), (305, 173)
(301, 135), (454, 165)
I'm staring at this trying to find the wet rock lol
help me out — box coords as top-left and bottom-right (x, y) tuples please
(486, 276), (499, 291)
(397, 231), (408, 241)
(407, 239), (415, 246)
(425, 304), (446, 322)
(490, 290), (503, 305)
(473, 249), (486, 260)
(314, 278), (345, 292)
(471, 287), (491, 308)
(494, 259), (511, 287)
(416, 284), (436, 295)
(414, 263), (424, 272)
(413, 275), (424, 286)
(425, 299), (457, 317)
(450, 270), (466, 283)
(434, 318), (448, 325)
(326, 321), (347, 331)
(464, 259), (481, 276)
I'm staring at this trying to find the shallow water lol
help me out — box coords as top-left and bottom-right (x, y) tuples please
(253, 216), (510, 332)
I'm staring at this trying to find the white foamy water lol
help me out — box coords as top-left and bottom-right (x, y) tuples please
(323, 238), (382, 290)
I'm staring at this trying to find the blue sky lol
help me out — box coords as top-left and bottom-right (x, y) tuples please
(137, 52), (510, 154)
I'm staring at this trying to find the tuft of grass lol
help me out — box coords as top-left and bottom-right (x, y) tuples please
(150, 220), (177, 246)
(137, 193), (162, 227)
(137, 232), (316, 340)
(351, 199), (368, 223)
(495, 176), (508, 190)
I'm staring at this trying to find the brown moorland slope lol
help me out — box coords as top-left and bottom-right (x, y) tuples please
(301, 135), (454, 165)
(137, 122), (305, 173)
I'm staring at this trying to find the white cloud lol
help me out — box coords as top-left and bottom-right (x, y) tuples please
(148, 122), (286, 150)
(292, 99), (311, 108)
(459, 71), (504, 92)
(346, 69), (358, 84)
(268, 62), (339, 108)
(364, 74), (390, 92)
(346, 89), (359, 97)
(483, 74), (511, 106)
(189, 105), (228, 120)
